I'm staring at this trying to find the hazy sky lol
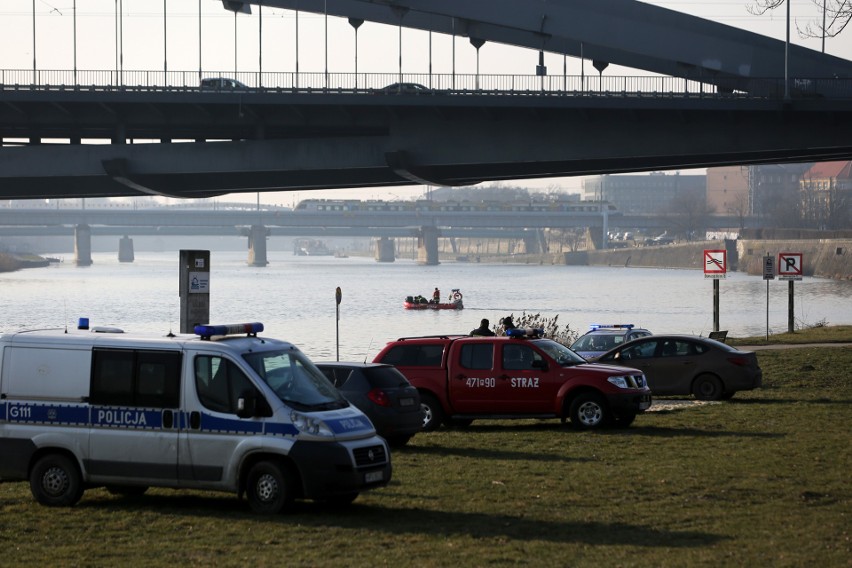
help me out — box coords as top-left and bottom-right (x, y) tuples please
(1, 0), (849, 205)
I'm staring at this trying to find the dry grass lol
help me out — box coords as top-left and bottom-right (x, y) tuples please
(1, 340), (849, 566)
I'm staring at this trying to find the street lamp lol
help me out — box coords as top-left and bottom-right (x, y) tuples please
(349, 18), (363, 89)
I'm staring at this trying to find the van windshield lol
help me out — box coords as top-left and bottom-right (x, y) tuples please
(242, 350), (348, 411)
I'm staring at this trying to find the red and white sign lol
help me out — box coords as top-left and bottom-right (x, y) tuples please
(778, 252), (803, 280)
(704, 249), (727, 279)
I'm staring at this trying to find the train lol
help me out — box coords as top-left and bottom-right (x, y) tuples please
(294, 198), (619, 214)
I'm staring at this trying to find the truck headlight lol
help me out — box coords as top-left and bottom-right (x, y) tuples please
(607, 376), (630, 389)
(290, 411), (334, 437)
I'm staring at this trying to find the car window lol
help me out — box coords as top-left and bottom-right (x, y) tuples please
(660, 339), (697, 357)
(502, 344), (540, 371)
(379, 344), (444, 367)
(362, 366), (411, 388)
(459, 343), (493, 370)
(621, 340), (658, 360)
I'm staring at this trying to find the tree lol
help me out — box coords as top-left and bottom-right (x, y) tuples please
(748, 1), (851, 40)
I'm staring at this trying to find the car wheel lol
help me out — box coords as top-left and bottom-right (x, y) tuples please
(692, 374), (724, 401)
(246, 461), (295, 514)
(568, 393), (611, 430)
(30, 454), (84, 507)
(419, 393), (444, 432)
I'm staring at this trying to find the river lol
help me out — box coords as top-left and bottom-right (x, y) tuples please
(1, 250), (850, 361)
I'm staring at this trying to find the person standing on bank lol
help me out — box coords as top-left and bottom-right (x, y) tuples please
(470, 318), (496, 337)
(501, 316), (517, 335)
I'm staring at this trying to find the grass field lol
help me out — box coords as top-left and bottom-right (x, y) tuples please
(0, 336), (849, 566)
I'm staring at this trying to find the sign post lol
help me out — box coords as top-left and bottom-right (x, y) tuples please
(335, 286), (342, 361)
(179, 250), (210, 334)
(778, 252), (803, 333)
(703, 249), (727, 332)
(763, 255), (775, 340)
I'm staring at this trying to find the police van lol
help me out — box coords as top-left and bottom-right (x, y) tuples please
(0, 321), (391, 513)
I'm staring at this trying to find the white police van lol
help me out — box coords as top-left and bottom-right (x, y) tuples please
(0, 321), (391, 513)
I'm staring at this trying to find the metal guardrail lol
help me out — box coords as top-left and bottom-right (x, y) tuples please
(1, 69), (850, 99)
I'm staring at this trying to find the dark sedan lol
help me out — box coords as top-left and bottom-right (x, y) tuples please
(315, 362), (423, 446)
(592, 335), (762, 400)
(373, 82), (432, 95)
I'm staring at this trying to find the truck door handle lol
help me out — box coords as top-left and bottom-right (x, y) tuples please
(454, 374), (467, 381)
(499, 374), (510, 380)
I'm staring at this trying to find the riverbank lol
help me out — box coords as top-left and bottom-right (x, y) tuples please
(0, 252), (53, 272)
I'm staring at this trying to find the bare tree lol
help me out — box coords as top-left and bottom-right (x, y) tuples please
(748, 1), (851, 40)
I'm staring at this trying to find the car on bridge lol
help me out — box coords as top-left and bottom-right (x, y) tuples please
(373, 82), (432, 95)
(200, 77), (248, 90)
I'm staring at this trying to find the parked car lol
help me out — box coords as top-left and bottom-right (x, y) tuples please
(593, 335), (762, 400)
(315, 362), (423, 446)
(373, 82), (432, 95)
(570, 324), (652, 359)
(200, 77), (248, 90)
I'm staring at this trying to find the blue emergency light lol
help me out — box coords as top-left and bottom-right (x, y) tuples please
(506, 328), (545, 338)
(589, 324), (634, 330)
(194, 322), (264, 340)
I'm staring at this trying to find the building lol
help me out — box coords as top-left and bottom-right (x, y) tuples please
(706, 166), (749, 216)
(582, 172), (705, 215)
(800, 161), (852, 230)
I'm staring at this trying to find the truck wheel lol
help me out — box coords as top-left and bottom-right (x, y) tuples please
(30, 454), (84, 507)
(246, 461), (295, 514)
(692, 374), (723, 401)
(419, 393), (444, 432)
(568, 393), (611, 430)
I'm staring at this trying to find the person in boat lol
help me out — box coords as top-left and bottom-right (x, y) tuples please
(470, 318), (496, 337)
(501, 316), (517, 335)
(432, 287), (441, 304)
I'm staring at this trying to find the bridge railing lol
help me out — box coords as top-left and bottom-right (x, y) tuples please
(1, 69), (850, 99)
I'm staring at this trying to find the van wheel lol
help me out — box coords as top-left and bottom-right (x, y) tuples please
(419, 393), (444, 432)
(246, 461), (295, 514)
(568, 393), (611, 430)
(30, 454), (84, 507)
(692, 374), (723, 401)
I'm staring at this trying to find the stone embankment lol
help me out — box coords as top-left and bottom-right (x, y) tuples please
(564, 236), (852, 281)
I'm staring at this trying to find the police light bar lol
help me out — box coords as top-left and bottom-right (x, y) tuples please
(589, 324), (634, 330)
(195, 322), (264, 340)
(506, 328), (545, 338)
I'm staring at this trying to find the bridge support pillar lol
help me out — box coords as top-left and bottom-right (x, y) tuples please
(417, 226), (440, 266)
(74, 224), (92, 266)
(247, 225), (270, 267)
(375, 237), (396, 262)
(118, 235), (135, 263)
(522, 231), (543, 254)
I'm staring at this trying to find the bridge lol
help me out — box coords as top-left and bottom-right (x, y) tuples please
(1, 0), (851, 201)
(0, 203), (750, 266)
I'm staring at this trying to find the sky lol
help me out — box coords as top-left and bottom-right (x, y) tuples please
(1, 0), (850, 205)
